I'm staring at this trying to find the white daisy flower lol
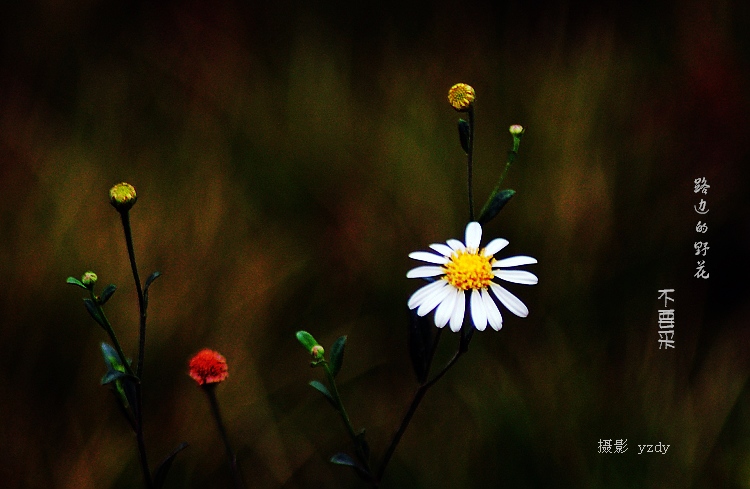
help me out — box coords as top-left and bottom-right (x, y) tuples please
(407, 221), (537, 332)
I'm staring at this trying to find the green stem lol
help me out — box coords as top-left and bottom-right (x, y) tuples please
(118, 209), (152, 489)
(119, 210), (148, 379)
(375, 337), (464, 485)
(323, 364), (371, 474)
(467, 107), (476, 221)
(90, 292), (134, 377)
(206, 386), (246, 489)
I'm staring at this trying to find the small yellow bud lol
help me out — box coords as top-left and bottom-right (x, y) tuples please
(81, 271), (98, 288)
(311, 345), (325, 361)
(509, 124), (524, 136)
(109, 182), (137, 212)
(448, 83), (476, 112)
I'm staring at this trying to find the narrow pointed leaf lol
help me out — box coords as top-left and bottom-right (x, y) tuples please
(84, 298), (106, 329)
(66, 277), (87, 289)
(101, 370), (129, 385)
(460, 314), (475, 353)
(478, 189), (516, 225)
(145, 271), (162, 290)
(296, 331), (320, 353)
(458, 119), (470, 154)
(99, 284), (117, 305)
(309, 380), (336, 408)
(356, 429), (370, 462)
(153, 442), (189, 489)
(329, 336), (347, 378)
(100, 342), (126, 371)
(330, 452), (371, 480)
(330, 452), (358, 467)
(144, 271), (161, 309)
(408, 308), (433, 384)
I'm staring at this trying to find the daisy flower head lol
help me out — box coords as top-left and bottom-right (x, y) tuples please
(407, 222), (537, 332)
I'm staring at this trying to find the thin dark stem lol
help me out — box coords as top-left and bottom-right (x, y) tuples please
(323, 364), (372, 474)
(467, 107), (476, 221)
(206, 386), (246, 489)
(118, 209), (152, 489)
(119, 211), (147, 379)
(91, 292), (134, 377)
(375, 344), (465, 485)
(134, 387), (153, 489)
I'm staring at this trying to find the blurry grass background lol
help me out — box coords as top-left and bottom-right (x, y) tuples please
(1, 0), (749, 487)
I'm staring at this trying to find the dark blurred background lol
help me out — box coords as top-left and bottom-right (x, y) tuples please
(1, 0), (749, 487)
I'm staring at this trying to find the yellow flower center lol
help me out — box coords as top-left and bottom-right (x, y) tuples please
(444, 249), (493, 291)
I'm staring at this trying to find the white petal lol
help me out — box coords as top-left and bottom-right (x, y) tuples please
(481, 288), (503, 331)
(449, 290), (466, 332)
(429, 243), (454, 257)
(446, 239), (465, 251)
(417, 282), (454, 317)
(489, 282), (529, 317)
(434, 287), (459, 327)
(408, 280), (446, 309)
(406, 266), (446, 279)
(465, 222), (482, 250)
(408, 251), (449, 265)
(493, 255), (538, 268)
(483, 238), (509, 257)
(470, 289), (487, 331)
(494, 270), (539, 285)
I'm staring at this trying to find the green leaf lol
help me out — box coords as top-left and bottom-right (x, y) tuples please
(330, 452), (358, 467)
(153, 442), (189, 489)
(408, 309), (433, 384)
(101, 370), (129, 385)
(460, 315), (475, 353)
(98, 284), (117, 305)
(309, 380), (336, 408)
(356, 429), (370, 462)
(144, 271), (161, 309)
(296, 331), (319, 353)
(84, 299), (106, 329)
(66, 277), (87, 289)
(100, 342), (126, 372)
(329, 336), (347, 378)
(478, 189), (516, 225)
(458, 119), (471, 154)
(330, 452), (371, 480)
(145, 270), (162, 290)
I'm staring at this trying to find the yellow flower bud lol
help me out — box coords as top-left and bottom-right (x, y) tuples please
(109, 182), (137, 212)
(448, 83), (476, 112)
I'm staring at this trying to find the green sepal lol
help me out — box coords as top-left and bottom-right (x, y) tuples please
(330, 452), (371, 480)
(309, 380), (336, 408)
(144, 271), (161, 309)
(98, 284), (117, 305)
(153, 442), (189, 489)
(66, 277), (87, 289)
(458, 118), (471, 154)
(296, 331), (320, 353)
(329, 336), (347, 378)
(408, 308), (433, 384)
(84, 298), (106, 329)
(477, 189), (516, 225)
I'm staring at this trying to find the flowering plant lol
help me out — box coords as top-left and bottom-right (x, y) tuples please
(297, 84), (537, 485)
